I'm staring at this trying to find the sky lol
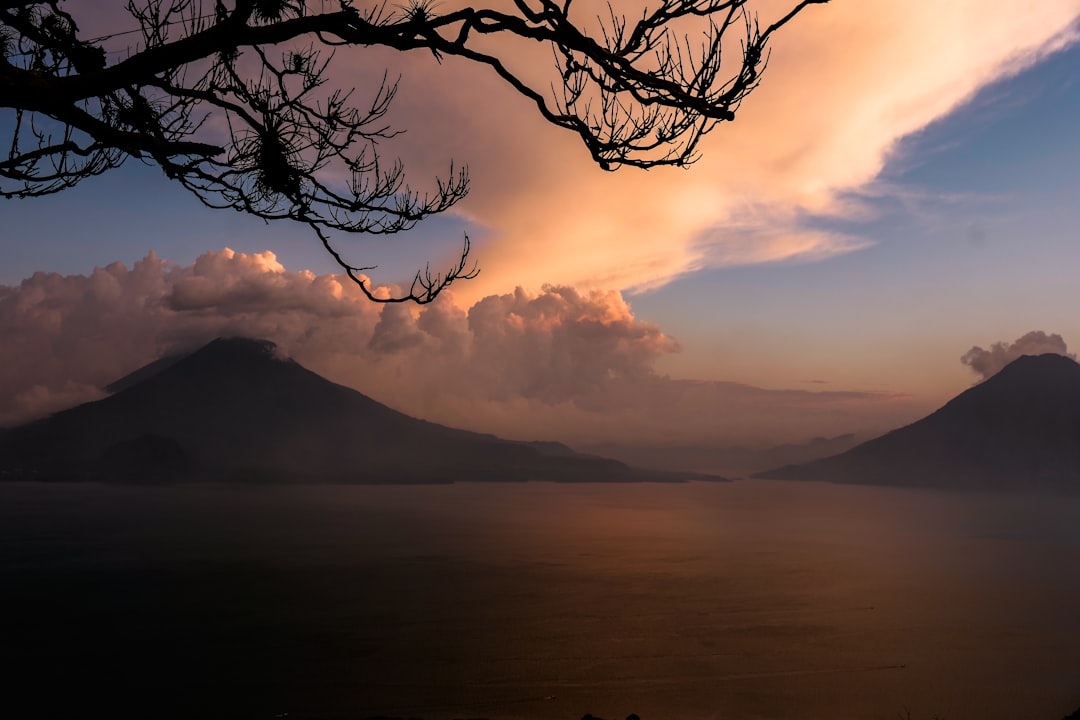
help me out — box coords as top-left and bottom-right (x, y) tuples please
(3, 1), (1080, 459)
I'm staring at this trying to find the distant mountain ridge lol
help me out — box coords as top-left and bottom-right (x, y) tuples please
(0, 338), (715, 484)
(757, 353), (1080, 492)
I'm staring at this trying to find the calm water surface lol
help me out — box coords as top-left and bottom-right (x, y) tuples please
(3, 480), (1080, 720)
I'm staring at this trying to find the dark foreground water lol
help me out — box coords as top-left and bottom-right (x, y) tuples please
(3, 480), (1080, 720)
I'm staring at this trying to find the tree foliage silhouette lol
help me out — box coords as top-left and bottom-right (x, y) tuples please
(0, 0), (827, 302)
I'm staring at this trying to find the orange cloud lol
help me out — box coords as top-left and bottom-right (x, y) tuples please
(331, 1), (1080, 301)
(58, 2), (1080, 301)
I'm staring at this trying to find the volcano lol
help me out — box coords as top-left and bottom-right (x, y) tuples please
(757, 353), (1080, 492)
(0, 338), (706, 484)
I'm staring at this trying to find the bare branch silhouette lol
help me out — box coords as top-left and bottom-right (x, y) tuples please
(0, 0), (827, 302)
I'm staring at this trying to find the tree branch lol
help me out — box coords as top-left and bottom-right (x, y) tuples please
(1, 0), (827, 301)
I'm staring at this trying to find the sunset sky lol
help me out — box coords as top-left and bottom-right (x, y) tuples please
(3, 1), (1080, 454)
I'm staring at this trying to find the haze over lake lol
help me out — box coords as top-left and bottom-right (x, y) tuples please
(5, 480), (1080, 720)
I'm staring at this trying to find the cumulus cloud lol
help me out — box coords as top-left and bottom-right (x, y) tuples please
(0, 249), (376, 426)
(961, 331), (1076, 381)
(0, 249), (675, 426)
(463, 286), (676, 402)
(0, 250), (919, 443)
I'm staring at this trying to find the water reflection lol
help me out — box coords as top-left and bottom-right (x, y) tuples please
(2, 480), (1079, 720)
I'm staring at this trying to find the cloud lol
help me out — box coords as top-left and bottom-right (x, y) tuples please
(0, 250), (921, 443)
(48, 2), (1080, 303)
(463, 286), (676, 402)
(0, 249), (678, 426)
(961, 331), (1076, 381)
(0, 249), (376, 426)
(333, 0), (1080, 301)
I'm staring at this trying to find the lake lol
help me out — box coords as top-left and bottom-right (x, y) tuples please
(3, 480), (1079, 720)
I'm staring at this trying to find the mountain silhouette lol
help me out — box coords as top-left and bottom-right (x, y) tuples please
(0, 338), (710, 484)
(757, 353), (1080, 492)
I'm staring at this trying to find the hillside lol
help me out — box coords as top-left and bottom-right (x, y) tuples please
(757, 354), (1080, 492)
(0, 338), (710, 484)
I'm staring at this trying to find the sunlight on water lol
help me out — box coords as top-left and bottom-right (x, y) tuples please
(3, 480), (1080, 720)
